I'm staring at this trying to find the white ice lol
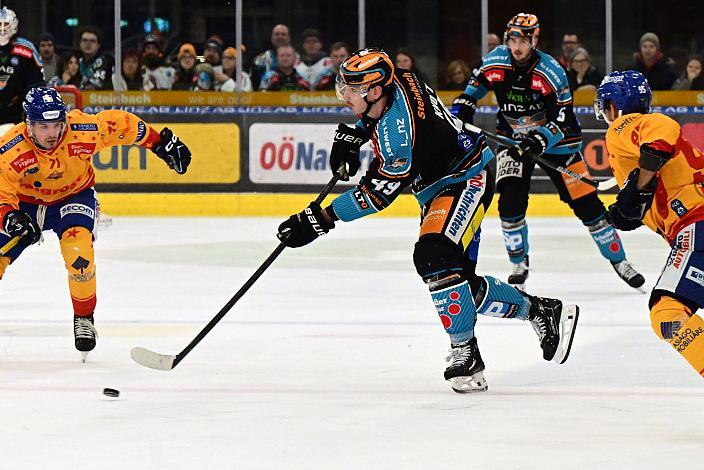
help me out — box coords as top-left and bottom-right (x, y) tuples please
(1, 216), (702, 469)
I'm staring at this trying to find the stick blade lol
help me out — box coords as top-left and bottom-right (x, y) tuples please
(130, 347), (177, 371)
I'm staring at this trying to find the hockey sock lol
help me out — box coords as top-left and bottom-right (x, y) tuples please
(0, 256), (9, 279)
(60, 227), (96, 316)
(501, 218), (528, 263)
(651, 296), (704, 376)
(475, 275), (531, 320)
(587, 216), (625, 263)
(428, 274), (477, 345)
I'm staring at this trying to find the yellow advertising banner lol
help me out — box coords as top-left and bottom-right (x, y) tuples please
(82, 89), (704, 108)
(93, 123), (240, 184)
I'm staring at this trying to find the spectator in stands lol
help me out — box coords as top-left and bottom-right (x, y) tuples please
(260, 45), (310, 91)
(316, 41), (350, 91)
(444, 59), (470, 90)
(171, 43), (198, 91)
(672, 55), (704, 90)
(251, 23), (296, 90)
(142, 34), (175, 91)
(628, 32), (677, 90)
(203, 36), (223, 67)
(395, 47), (428, 83)
(77, 25), (114, 90)
(566, 47), (601, 91)
(38, 32), (58, 83)
(558, 33), (580, 69)
(216, 46), (253, 92)
(112, 49), (144, 91)
(47, 50), (81, 87)
(295, 28), (331, 88)
(487, 33), (502, 52)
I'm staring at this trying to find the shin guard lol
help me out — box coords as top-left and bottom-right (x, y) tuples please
(587, 217), (625, 263)
(60, 227), (96, 316)
(501, 218), (528, 263)
(651, 296), (704, 376)
(475, 275), (531, 320)
(429, 274), (477, 344)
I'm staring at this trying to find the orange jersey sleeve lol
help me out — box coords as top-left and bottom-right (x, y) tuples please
(0, 109), (160, 211)
(606, 113), (704, 242)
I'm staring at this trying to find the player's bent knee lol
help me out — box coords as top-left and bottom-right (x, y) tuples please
(650, 296), (692, 340)
(413, 235), (463, 283)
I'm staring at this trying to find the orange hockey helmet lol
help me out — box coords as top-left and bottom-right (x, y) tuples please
(504, 13), (540, 48)
(335, 47), (395, 101)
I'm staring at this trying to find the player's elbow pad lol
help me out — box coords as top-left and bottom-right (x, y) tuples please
(639, 144), (671, 172)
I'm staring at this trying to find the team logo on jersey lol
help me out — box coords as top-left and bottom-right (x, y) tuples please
(11, 45), (32, 59)
(485, 69), (505, 83)
(70, 123), (98, 132)
(686, 266), (704, 287)
(136, 121), (147, 141)
(0, 133), (24, 153)
(67, 142), (97, 156)
(46, 170), (63, 180)
(353, 190), (369, 210)
(0, 74), (10, 90)
(530, 75), (550, 95)
(60, 204), (95, 219)
(671, 199), (688, 217)
(24, 167), (39, 176)
(9, 151), (37, 173)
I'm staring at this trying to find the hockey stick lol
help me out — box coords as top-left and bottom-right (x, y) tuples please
(131, 172), (343, 371)
(463, 123), (617, 191)
(0, 236), (21, 256)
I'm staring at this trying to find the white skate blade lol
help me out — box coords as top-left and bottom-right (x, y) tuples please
(553, 304), (580, 365)
(130, 347), (176, 371)
(81, 351), (89, 363)
(448, 371), (488, 394)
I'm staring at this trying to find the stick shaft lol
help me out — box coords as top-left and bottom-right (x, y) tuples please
(170, 173), (341, 368)
(464, 123), (600, 188)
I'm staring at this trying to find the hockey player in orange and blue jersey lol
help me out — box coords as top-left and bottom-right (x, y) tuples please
(595, 70), (704, 377)
(0, 87), (191, 360)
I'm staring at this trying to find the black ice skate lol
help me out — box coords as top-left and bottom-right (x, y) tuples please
(527, 297), (579, 364)
(74, 313), (97, 362)
(611, 259), (646, 293)
(444, 337), (488, 393)
(508, 256), (529, 289)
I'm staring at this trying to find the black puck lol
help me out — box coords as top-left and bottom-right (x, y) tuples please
(103, 387), (120, 397)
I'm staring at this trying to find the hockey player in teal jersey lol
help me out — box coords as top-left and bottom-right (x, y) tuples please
(451, 13), (645, 292)
(276, 48), (579, 393)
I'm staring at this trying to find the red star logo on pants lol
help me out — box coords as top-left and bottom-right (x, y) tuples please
(66, 228), (80, 238)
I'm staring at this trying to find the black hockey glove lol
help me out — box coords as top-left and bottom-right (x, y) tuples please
(3, 209), (41, 245)
(450, 93), (477, 124)
(507, 131), (549, 161)
(152, 127), (191, 174)
(277, 202), (335, 248)
(330, 123), (368, 181)
(607, 169), (657, 231)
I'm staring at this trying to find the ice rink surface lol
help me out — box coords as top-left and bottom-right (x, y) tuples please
(1, 216), (702, 469)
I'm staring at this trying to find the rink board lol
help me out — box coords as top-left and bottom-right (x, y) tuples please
(98, 192), (618, 217)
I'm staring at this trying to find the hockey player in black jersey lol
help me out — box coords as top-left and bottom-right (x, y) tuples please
(451, 13), (644, 292)
(0, 7), (44, 127)
(276, 48), (579, 393)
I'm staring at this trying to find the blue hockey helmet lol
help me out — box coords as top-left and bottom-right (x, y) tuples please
(594, 70), (651, 122)
(23, 87), (67, 123)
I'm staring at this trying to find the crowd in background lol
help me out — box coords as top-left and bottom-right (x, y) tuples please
(33, 22), (704, 94)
